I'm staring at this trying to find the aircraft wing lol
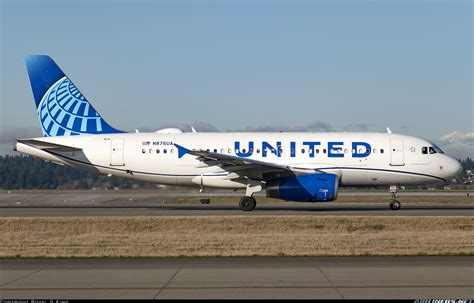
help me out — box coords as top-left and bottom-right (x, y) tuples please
(175, 144), (319, 180)
(17, 139), (81, 152)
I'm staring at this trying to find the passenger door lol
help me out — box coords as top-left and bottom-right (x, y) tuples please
(110, 138), (125, 166)
(389, 138), (405, 166)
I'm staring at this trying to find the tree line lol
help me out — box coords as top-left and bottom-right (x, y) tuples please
(0, 155), (137, 189)
(0, 155), (472, 190)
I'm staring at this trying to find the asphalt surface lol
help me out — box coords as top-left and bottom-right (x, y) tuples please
(0, 257), (472, 299)
(1, 203), (474, 216)
(1, 190), (472, 216)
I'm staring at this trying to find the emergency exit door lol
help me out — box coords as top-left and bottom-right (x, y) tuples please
(110, 139), (125, 166)
(389, 138), (405, 166)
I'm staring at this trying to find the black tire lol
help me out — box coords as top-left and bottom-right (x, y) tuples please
(239, 196), (256, 211)
(390, 200), (401, 210)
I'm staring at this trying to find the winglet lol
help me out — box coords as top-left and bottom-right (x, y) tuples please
(174, 143), (191, 158)
(191, 126), (197, 133)
(386, 127), (392, 134)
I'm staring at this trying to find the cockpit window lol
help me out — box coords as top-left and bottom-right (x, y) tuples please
(429, 147), (436, 154)
(432, 143), (444, 154)
(422, 147), (428, 154)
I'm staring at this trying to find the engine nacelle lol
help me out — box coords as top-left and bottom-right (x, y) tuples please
(266, 173), (339, 202)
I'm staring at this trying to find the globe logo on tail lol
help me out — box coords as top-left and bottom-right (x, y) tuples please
(38, 76), (107, 136)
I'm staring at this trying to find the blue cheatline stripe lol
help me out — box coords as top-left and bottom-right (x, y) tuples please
(43, 147), (445, 181)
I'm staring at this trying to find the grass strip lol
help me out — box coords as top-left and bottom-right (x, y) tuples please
(1, 216), (472, 258)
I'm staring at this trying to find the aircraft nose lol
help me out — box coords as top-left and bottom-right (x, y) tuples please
(447, 158), (463, 178)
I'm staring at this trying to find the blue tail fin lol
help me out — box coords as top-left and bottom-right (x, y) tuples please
(25, 55), (124, 136)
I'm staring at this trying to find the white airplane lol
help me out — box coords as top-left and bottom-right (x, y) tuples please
(15, 55), (463, 211)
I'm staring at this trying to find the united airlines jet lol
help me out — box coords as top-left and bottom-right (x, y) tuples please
(15, 55), (463, 211)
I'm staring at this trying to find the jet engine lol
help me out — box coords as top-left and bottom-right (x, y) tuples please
(266, 173), (339, 202)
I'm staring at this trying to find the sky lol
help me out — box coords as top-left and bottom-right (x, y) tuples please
(0, 0), (473, 158)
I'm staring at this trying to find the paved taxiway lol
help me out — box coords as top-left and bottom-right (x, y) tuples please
(1, 257), (472, 299)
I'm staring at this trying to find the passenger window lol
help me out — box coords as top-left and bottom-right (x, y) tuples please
(213, 149), (217, 153)
(316, 149), (320, 154)
(221, 149), (225, 153)
(228, 149), (232, 154)
(301, 149), (305, 154)
(163, 149), (167, 154)
(142, 149), (146, 154)
(380, 149), (384, 154)
(242, 149), (246, 153)
(156, 149), (160, 154)
(170, 149), (174, 154)
(323, 149), (326, 154)
(422, 147), (428, 154)
(149, 149), (153, 154)
(373, 149), (377, 154)
(256, 149), (261, 154)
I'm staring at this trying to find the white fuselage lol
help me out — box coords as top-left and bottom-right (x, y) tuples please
(15, 132), (462, 190)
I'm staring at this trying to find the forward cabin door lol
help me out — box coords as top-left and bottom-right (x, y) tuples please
(110, 138), (125, 166)
(389, 138), (405, 166)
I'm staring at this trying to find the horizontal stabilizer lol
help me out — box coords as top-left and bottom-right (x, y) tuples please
(18, 139), (82, 152)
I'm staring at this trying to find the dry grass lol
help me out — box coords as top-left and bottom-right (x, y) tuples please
(1, 216), (472, 258)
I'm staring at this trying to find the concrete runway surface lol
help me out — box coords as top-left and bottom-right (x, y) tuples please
(0, 257), (472, 299)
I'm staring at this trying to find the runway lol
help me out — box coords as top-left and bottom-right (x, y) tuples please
(1, 203), (474, 216)
(1, 257), (472, 299)
(1, 189), (473, 216)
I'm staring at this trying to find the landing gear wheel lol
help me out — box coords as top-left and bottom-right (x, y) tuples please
(239, 196), (256, 211)
(390, 200), (401, 210)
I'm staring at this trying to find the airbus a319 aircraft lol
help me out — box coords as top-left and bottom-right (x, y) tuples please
(15, 55), (463, 211)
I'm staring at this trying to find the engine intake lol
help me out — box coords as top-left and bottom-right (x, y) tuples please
(266, 173), (339, 202)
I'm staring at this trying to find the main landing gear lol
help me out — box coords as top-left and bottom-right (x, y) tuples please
(239, 196), (256, 211)
(389, 185), (401, 210)
(239, 180), (263, 211)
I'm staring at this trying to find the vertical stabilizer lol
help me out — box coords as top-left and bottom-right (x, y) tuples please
(25, 55), (124, 136)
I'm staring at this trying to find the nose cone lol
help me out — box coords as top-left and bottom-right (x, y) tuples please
(446, 158), (463, 178)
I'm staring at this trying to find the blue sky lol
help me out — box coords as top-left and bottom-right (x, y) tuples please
(0, 0), (472, 156)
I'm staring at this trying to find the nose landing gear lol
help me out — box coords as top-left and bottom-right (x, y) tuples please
(390, 199), (401, 210)
(389, 185), (401, 210)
